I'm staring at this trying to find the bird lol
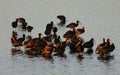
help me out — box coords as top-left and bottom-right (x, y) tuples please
(107, 43), (115, 52)
(75, 27), (85, 35)
(16, 17), (27, 30)
(66, 20), (79, 29)
(32, 33), (42, 46)
(100, 38), (106, 46)
(95, 38), (106, 54)
(22, 22), (27, 30)
(42, 43), (54, 60)
(103, 38), (115, 53)
(82, 38), (94, 49)
(53, 27), (58, 33)
(63, 30), (75, 38)
(11, 21), (17, 31)
(54, 36), (61, 44)
(26, 25), (33, 36)
(11, 34), (25, 49)
(16, 34), (26, 44)
(16, 18), (26, 24)
(44, 29), (51, 35)
(53, 27), (58, 38)
(57, 15), (66, 25)
(44, 21), (54, 35)
(46, 21), (53, 30)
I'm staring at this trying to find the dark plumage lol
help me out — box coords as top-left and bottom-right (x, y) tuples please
(44, 29), (51, 35)
(53, 27), (58, 33)
(76, 27), (85, 35)
(105, 43), (115, 52)
(45, 21), (54, 35)
(53, 27), (58, 38)
(42, 43), (54, 60)
(96, 38), (115, 59)
(54, 36), (61, 44)
(32, 33), (42, 45)
(54, 41), (67, 57)
(12, 21), (17, 29)
(26, 26), (33, 32)
(66, 20), (79, 28)
(17, 34), (26, 43)
(63, 30), (75, 38)
(16, 18), (26, 23)
(11, 34), (25, 48)
(46, 21), (53, 30)
(16, 17), (27, 30)
(22, 22), (27, 29)
(82, 38), (94, 49)
(99, 38), (106, 46)
(57, 15), (66, 25)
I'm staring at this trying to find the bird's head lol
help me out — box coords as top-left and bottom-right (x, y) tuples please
(22, 34), (26, 38)
(107, 38), (110, 42)
(103, 38), (105, 43)
(76, 20), (80, 24)
(90, 38), (96, 44)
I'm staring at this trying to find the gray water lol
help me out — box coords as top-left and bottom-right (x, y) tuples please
(0, 0), (120, 75)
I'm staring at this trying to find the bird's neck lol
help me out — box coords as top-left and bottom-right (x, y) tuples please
(77, 21), (79, 25)
(39, 35), (41, 39)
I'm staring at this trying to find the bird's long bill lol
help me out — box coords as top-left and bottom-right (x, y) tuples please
(79, 21), (83, 27)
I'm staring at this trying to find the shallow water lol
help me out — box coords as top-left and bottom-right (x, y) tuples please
(0, 0), (120, 75)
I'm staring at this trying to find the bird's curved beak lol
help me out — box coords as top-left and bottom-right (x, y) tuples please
(79, 21), (83, 27)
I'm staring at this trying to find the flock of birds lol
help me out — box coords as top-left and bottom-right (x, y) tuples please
(11, 15), (115, 61)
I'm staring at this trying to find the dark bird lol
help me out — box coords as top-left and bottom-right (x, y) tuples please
(12, 21), (17, 31)
(11, 34), (25, 49)
(54, 36), (61, 44)
(107, 43), (115, 52)
(26, 26), (33, 32)
(75, 27), (85, 35)
(95, 38), (115, 59)
(42, 43), (54, 60)
(45, 21), (54, 35)
(54, 41), (67, 57)
(16, 18), (26, 24)
(53, 27), (58, 38)
(53, 27), (58, 33)
(103, 38), (115, 53)
(66, 20), (79, 28)
(32, 33), (42, 43)
(22, 22), (27, 30)
(82, 38), (94, 49)
(100, 38), (106, 46)
(46, 21), (53, 30)
(44, 29), (51, 35)
(57, 15), (66, 25)
(26, 25), (33, 36)
(16, 17), (27, 29)
(95, 38), (106, 54)
(17, 34), (26, 43)
(63, 30), (75, 38)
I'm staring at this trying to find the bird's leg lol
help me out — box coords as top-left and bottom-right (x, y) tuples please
(87, 48), (93, 53)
